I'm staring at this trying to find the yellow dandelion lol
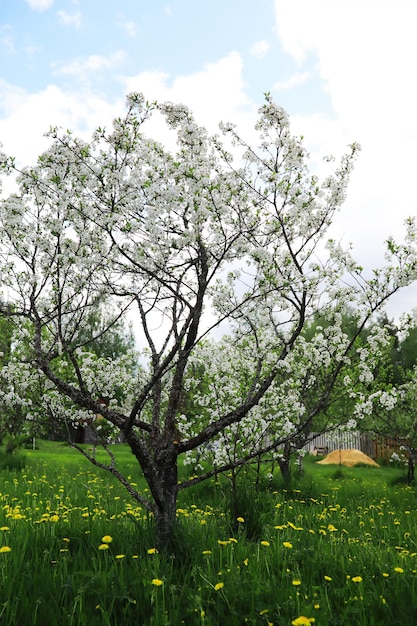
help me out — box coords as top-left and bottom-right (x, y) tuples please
(324, 575), (332, 581)
(382, 572), (389, 577)
(115, 554), (125, 559)
(261, 541), (270, 547)
(283, 541), (293, 549)
(243, 558), (249, 566)
(292, 616), (315, 626)
(214, 582), (224, 591)
(101, 535), (113, 544)
(237, 517), (245, 523)
(394, 567), (404, 573)
(151, 578), (163, 586)
(98, 544), (109, 550)
(0, 546), (11, 553)
(147, 548), (158, 554)
(292, 579), (302, 586)
(202, 550), (212, 555)
(351, 576), (363, 583)
(0, 527), (9, 532)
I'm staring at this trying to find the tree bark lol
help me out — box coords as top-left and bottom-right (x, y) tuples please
(278, 442), (292, 484)
(153, 449), (179, 550)
(407, 456), (415, 484)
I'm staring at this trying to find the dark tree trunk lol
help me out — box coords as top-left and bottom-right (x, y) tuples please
(154, 493), (177, 551)
(278, 456), (291, 483)
(229, 468), (239, 521)
(407, 456), (415, 484)
(255, 455), (262, 492)
(278, 442), (292, 484)
(153, 449), (179, 551)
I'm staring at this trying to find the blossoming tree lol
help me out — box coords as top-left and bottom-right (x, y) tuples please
(1, 93), (416, 546)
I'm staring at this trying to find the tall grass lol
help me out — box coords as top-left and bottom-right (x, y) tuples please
(0, 444), (416, 625)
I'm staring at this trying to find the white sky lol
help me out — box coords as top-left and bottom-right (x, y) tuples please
(1, 0), (417, 319)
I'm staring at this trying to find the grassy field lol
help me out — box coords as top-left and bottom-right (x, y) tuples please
(0, 442), (416, 625)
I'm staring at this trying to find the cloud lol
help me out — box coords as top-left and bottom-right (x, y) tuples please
(23, 44), (39, 57)
(0, 82), (121, 172)
(0, 79), (27, 117)
(118, 20), (137, 38)
(273, 2), (417, 233)
(24, 0), (54, 10)
(273, 71), (309, 91)
(274, 0), (417, 143)
(273, 0), (417, 317)
(122, 52), (257, 138)
(0, 25), (15, 55)
(249, 40), (269, 58)
(57, 10), (82, 28)
(51, 51), (126, 78)
(0, 52), (255, 175)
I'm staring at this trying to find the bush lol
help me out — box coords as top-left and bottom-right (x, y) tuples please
(0, 450), (27, 471)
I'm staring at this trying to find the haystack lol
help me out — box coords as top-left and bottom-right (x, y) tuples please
(316, 449), (379, 468)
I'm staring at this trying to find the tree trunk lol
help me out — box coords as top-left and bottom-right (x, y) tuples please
(153, 452), (179, 551)
(255, 455), (261, 492)
(407, 456), (415, 484)
(278, 442), (292, 484)
(230, 468), (239, 521)
(278, 456), (291, 484)
(154, 493), (177, 551)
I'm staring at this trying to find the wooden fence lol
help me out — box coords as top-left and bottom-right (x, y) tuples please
(304, 431), (409, 460)
(372, 436), (410, 460)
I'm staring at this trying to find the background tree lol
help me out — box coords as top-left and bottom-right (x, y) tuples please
(1, 93), (417, 548)
(0, 305), (136, 447)
(398, 322), (417, 375)
(356, 315), (417, 480)
(0, 314), (28, 450)
(65, 304), (137, 443)
(181, 308), (400, 484)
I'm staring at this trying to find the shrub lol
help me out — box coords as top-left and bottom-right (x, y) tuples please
(0, 450), (27, 471)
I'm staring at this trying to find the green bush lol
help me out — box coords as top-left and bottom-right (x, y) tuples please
(0, 450), (27, 471)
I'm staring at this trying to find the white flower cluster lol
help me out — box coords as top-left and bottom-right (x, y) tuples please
(390, 452), (408, 467)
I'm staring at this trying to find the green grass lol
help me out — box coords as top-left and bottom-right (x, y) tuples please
(0, 442), (416, 625)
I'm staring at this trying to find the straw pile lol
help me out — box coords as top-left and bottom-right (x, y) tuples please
(316, 449), (379, 468)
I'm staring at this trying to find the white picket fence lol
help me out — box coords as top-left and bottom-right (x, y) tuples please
(303, 431), (375, 456)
